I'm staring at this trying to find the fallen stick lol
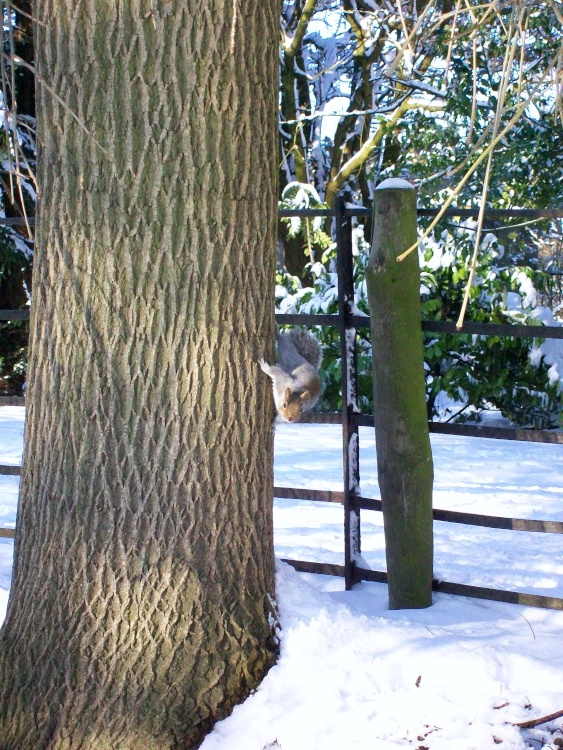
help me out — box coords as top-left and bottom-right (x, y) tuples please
(515, 709), (563, 729)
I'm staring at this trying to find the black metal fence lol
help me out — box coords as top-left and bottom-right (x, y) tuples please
(1, 205), (563, 610)
(276, 198), (563, 610)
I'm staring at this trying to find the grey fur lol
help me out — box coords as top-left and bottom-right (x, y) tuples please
(259, 329), (322, 422)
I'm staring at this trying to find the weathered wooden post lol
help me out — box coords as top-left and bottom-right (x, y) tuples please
(366, 178), (434, 609)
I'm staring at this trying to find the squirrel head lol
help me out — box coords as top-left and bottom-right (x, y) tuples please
(278, 386), (309, 423)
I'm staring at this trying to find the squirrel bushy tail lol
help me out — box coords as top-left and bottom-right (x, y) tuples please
(278, 327), (322, 370)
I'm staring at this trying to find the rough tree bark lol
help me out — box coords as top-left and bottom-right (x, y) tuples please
(0, 2), (280, 749)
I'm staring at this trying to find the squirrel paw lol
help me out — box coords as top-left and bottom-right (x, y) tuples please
(258, 358), (271, 373)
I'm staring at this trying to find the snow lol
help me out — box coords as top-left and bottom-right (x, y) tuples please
(529, 306), (563, 390)
(514, 271), (538, 309)
(1, 407), (562, 749)
(504, 296), (563, 391)
(376, 177), (415, 190)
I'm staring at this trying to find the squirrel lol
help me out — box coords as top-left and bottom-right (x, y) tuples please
(259, 327), (322, 423)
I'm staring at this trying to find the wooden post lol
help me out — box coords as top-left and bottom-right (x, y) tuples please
(366, 179), (434, 609)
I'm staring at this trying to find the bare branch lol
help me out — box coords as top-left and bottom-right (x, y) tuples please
(282, 0), (319, 58)
(1, 51), (109, 158)
(326, 98), (445, 205)
(515, 708), (563, 730)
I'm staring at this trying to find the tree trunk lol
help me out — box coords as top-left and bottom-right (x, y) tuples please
(366, 179), (434, 610)
(0, 2), (280, 749)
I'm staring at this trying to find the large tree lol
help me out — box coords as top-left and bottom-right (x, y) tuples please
(0, 2), (280, 748)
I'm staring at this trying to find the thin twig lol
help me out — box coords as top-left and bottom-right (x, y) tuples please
(515, 708), (563, 729)
(396, 46), (562, 265)
(518, 612), (536, 640)
(4, 0), (48, 28)
(456, 4), (521, 329)
(1, 51), (110, 157)
(444, 0), (463, 80)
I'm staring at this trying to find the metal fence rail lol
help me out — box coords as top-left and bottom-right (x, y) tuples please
(279, 559), (563, 611)
(274, 486), (563, 533)
(278, 311), (563, 339)
(291, 409), (563, 443)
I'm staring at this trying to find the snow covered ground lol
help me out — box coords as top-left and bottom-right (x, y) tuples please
(1, 406), (562, 750)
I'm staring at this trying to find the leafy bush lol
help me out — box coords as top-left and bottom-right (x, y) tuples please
(0, 321), (27, 395)
(276, 204), (562, 429)
(419, 222), (561, 428)
(0, 227), (31, 396)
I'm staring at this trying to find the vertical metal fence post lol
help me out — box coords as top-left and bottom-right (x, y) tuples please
(335, 194), (361, 590)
